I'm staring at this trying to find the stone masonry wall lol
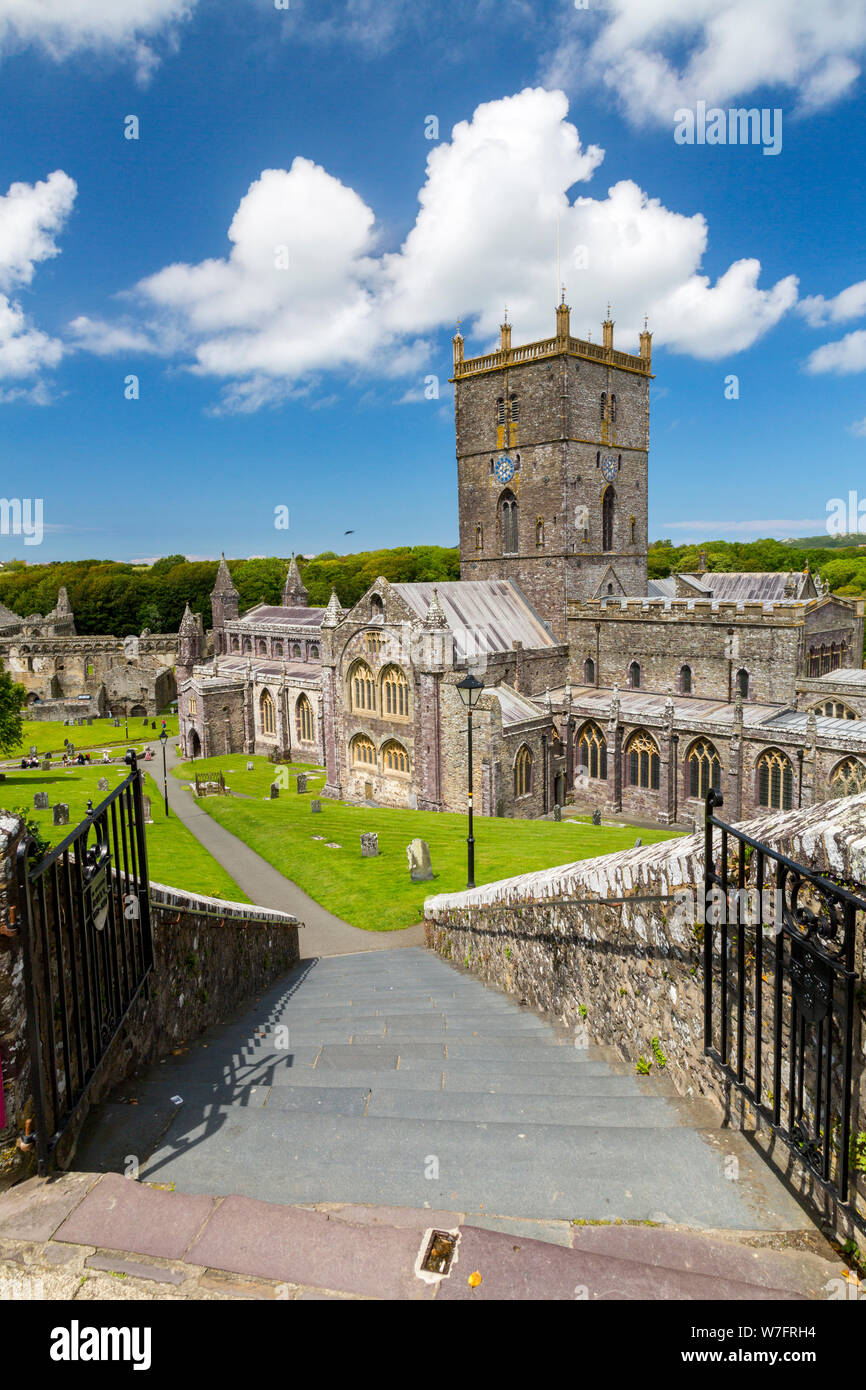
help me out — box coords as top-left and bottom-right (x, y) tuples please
(425, 794), (866, 1231)
(0, 825), (300, 1188)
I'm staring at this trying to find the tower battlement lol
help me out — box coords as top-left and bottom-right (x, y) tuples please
(451, 304), (652, 381)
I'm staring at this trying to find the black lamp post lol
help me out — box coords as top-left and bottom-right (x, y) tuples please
(456, 672), (485, 888)
(159, 728), (169, 817)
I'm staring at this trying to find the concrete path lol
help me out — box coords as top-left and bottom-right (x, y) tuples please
(158, 743), (424, 957)
(71, 949), (821, 1244)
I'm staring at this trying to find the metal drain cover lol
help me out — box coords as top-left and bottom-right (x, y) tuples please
(421, 1230), (459, 1276)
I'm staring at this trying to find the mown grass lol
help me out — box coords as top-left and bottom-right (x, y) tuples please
(172, 753), (680, 932)
(6, 715), (180, 759)
(7, 764), (248, 902)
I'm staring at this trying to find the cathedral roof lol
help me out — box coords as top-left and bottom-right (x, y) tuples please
(392, 580), (557, 660)
(493, 685), (547, 727)
(688, 571), (815, 601)
(237, 604), (323, 628)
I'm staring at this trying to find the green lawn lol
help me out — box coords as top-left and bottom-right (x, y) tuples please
(173, 753), (680, 932)
(6, 714), (179, 760)
(5, 764), (248, 902)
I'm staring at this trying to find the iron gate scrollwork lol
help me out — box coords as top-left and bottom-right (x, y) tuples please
(16, 751), (154, 1173)
(703, 789), (862, 1206)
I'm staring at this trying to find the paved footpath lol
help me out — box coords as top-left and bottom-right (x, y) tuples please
(158, 744), (424, 956)
(3, 948), (841, 1300)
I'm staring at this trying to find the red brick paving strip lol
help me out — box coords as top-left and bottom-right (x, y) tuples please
(183, 1195), (436, 1300)
(53, 1174), (217, 1261)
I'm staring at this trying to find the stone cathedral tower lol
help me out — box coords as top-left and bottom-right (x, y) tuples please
(451, 299), (652, 640)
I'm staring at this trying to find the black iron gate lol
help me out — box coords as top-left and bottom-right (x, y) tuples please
(703, 789), (863, 1206)
(16, 751), (154, 1173)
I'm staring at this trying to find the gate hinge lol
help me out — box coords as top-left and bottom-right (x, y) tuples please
(16, 1119), (36, 1153)
(0, 904), (18, 938)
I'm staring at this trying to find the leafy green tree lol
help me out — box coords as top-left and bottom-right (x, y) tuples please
(0, 665), (27, 756)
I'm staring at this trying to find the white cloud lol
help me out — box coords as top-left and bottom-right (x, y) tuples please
(0, 0), (195, 81)
(79, 88), (797, 409)
(805, 330), (866, 375)
(67, 315), (168, 356)
(849, 417), (866, 437)
(798, 280), (866, 327)
(0, 170), (76, 388)
(543, 0), (866, 125)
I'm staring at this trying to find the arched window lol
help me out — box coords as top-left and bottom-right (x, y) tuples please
(687, 739), (721, 799)
(370, 594), (384, 623)
(680, 665), (692, 694)
(381, 665), (409, 717)
(600, 392), (606, 421)
(310, 644), (319, 659)
(231, 636), (240, 652)
(583, 656), (595, 685)
(514, 744), (533, 797)
(535, 516), (545, 548)
(628, 660), (641, 689)
(364, 631), (384, 654)
(602, 486), (615, 552)
(243, 638), (252, 654)
(813, 700), (858, 720)
(610, 392), (617, 421)
(757, 749), (793, 810)
(510, 394), (519, 423)
(349, 660), (376, 712)
(627, 731), (660, 790)
(382, 740), (409, 773)
(577, 722), (607, 781)
(273, 641), (283, 657)
(500, 489), (518, 554)
(830, 757), (866, 797)
(736, 669), (750, 699)
(259, 688), (276, 735)
(258, 639), (268, 655)
(296, 694), (314, 743)
(188, 696), (198, 716)
(496, 397), (506, 425)
(292, 643), (301, 659)
(475, 524), (484, 551)
(350, 733), (376, 767)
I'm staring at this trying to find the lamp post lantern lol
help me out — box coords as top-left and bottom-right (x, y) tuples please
(456, 672), (485, 889)
(159, 728), (169, 818)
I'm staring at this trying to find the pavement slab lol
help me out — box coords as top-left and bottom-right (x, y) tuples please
(53, 1174), (217, 1261)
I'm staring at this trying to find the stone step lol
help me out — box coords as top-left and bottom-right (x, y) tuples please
(142, 1109), (807, 1229)
(363, 1088), (684, 1127)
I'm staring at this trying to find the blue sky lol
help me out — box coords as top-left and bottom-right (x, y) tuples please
(1, 0), (865, 562)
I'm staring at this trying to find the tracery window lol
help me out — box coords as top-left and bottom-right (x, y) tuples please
(830, 757), (866, 797)
(259, 688), (276, 735)
(382, 740), (409, 773)
(813, 700), (857, 719)
(627, 731), (660, 790)
(757, 749), (793, 810)
(500, 490), (518, 554)
(349, 660), (376, 712)
(350, 734), (376, 766)
(680, 665), (692, 694)
(687, 739), (721, 799)
(602, 486), (615, 552)
(296, 694), (314, 743)
(577, 722), (607, 780)
(382, 665), (410, 717)
(628, 660), (641, 689)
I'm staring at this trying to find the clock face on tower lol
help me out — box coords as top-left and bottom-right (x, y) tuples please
(494, 455), (516, 484)
(600, 454), (618, 483)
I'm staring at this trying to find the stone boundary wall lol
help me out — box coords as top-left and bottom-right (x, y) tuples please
(424, 794), (866, 1232)
(0, 816), (301, 1188)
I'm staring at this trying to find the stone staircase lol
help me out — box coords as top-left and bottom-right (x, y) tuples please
(78, 948), (815, 1237)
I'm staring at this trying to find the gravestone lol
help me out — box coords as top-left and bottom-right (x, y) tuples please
(143, 795), (153, 823)
(553, 803), (562, 822)
(34, 793), (49, 810)
(296, 773), (308, 794)
(311, 800), (321, 813)
(97, 777), (110, 793)
(52, 804), (69, 826)
(360, 832), (379, 857)
(29, 745), (37, 756)
(591, 808), (602, 826)
(41, 758), (51, 771)
(406, 838), (433, 882)
(67, 743), (75, 755)
(113, 717), (120, 727)
(270, 783), (280, 799)
(634, 837), (642, 847)
(246, 761), (254, 771)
